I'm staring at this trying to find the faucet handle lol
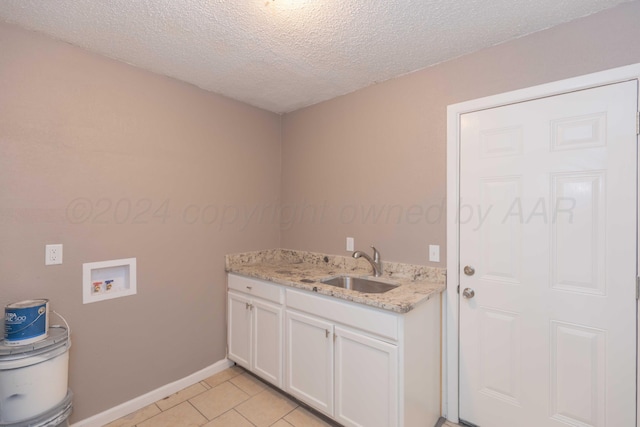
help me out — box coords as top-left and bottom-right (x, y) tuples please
(370, 246), (379, 262)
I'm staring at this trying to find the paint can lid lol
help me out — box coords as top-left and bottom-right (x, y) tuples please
(0, 326), (70, 360)
(5, 299), (49, 309)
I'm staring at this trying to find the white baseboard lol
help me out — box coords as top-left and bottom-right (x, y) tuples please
(70, 358), (234, 427)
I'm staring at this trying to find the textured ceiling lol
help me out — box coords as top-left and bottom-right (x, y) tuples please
(0, 0), (632, 113)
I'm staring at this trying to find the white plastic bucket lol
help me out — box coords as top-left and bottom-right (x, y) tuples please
(0, 326), (70, 424)
(0, 389), (72, 427)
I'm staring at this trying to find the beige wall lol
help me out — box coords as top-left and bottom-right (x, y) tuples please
(281, 1), (640, 266)
(0, 22), (281, 422)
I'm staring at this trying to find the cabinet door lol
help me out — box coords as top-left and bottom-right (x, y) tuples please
(285, 310), (334, 416)
(334, 326), (398, 427)
(252, 299), (283, 387)
(227, 291), (252, 369)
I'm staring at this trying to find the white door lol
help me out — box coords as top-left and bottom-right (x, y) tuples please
(334, 326), (398, 427)
(459, 81), (637, 427)
(285, 310), (334, 416)
(252, 298), (283, 387)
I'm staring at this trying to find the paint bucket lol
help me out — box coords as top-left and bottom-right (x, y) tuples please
(0, 389), (72, 427)
(3, 389), (74, 427)
(0, 326), (71, 424)
(4, 299), (50, 346)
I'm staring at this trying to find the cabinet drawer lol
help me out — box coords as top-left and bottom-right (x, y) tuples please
(286, 289), (398, 341)
(228, 274), (283, 304)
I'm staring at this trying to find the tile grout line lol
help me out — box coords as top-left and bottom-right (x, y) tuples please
(225, 378), (253, 401)
(158, 382), (211, 413)
(185, 399), (210, 425)
(184, 379), (253, 425)
(232, 407), (260, 427)
(129, 403), (159, 427)
(279, 406), (299, 424)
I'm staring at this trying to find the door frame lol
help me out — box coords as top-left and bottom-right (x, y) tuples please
(445, 63), (640, 423)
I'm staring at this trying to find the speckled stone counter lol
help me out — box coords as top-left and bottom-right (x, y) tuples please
(225, 249), (446, 314)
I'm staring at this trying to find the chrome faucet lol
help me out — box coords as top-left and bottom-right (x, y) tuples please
(353, 246), (382, 277)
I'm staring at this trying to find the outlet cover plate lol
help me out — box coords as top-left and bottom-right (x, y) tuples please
(346, 237), (355, 252)
(429, 245), (440, 263)
(45, 244), (63, 265)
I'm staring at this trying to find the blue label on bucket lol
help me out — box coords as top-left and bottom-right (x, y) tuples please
(4, 303), (48, 343)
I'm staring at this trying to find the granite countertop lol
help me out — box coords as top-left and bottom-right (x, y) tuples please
(226, 249), (446, 314)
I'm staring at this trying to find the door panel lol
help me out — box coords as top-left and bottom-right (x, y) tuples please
(551, 172), (606, 295)
(478, 307), (521, 407)
(285, 310), (334, 416)
(549, 321), (605, 426)
(228, 291), (251, 369)
(479, 177), (523, 284)
(253, 299), (282, 386)
(459, 80), (637, 427)
(334, 326), (398, 427)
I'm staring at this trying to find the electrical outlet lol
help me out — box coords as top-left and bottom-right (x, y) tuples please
(429, 245), (440, 263)
(45, 244), (63, 265)
(346, 237), (354, 251)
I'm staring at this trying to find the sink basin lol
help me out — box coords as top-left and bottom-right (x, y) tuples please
(319, 276), (399, 293)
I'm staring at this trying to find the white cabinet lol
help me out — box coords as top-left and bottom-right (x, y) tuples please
(285, 288), (440, 427)
(285, 310), (334, 416)
(334, 326), (398, 427)
(227, 273), (441, 427)
(285, 310), (398, 426)
(227, 291), (252, 368)
(227, 274), (283, 387)
(252, 298), (282, 384)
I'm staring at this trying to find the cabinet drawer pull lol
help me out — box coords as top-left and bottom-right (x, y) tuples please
(246, 286), (252, 290)
(245, 302), (254, 310)
(325, 329), (330, 338)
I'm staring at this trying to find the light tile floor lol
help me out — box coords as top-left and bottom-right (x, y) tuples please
(106, 365), (465, 427)
(106, 366), (340, 427)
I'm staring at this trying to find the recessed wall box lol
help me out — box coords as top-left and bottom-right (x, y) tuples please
(83, 258), (136, 304)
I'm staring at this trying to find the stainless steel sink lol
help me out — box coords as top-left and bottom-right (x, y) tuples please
(319, 276), (399, 293)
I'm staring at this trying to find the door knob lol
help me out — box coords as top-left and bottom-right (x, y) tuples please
(463, 266), (475, 276)
(463, 288), (475, 299)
